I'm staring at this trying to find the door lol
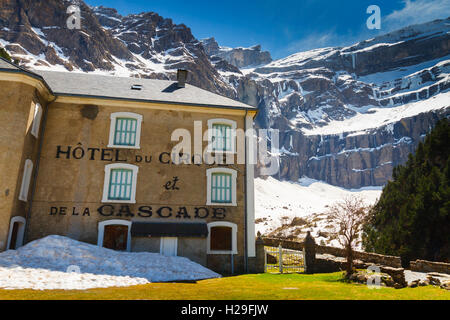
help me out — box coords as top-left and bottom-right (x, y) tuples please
(160, 237), (178, 257)
(103, 225), (128, 251)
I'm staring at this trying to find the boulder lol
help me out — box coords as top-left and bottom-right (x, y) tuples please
(440, 280), (450, 290)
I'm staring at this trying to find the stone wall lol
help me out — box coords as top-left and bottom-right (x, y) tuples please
(410, 260), (450, 274)
(248, 236), (265, 274)
(262, 237), (402, 268)
(315, 245), (402, 268)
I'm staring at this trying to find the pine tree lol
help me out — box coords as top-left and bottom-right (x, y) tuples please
(363, 118), (450, 266)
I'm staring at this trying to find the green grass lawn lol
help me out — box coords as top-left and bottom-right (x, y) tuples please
(0, 272), (448, 300)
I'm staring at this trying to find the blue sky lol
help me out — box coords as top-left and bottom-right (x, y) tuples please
(84, 0), (450, 59)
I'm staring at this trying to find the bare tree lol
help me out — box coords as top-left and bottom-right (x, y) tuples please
(327, 196), (371, 278)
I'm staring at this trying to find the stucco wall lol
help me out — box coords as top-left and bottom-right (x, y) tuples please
(27, 101), (248, 272)
(0, 80), (45, 250)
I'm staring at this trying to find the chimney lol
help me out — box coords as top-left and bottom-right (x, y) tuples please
(177, 69), (188, 88)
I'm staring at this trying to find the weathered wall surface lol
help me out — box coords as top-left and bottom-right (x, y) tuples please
(27, 101), (248, 271)
(132, 236), (207, 266)
(0, 80), (45, 250)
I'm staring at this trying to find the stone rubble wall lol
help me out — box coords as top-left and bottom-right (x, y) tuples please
(263, 237), (402, 268)
(410, 260), (450, 275)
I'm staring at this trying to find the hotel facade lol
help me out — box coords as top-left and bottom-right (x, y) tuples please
(0, 57), (258, 274)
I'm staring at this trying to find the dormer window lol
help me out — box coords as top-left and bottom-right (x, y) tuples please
(30, 102), (43, 138)
(108, 112), (143, 149)
(131, 84), (142, 90)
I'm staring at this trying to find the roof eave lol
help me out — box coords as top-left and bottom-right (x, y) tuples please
(54, 92), (258, 112)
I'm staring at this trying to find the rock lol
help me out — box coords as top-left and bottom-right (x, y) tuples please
(418, 280), (429, 286)
(427, 275), (441, 286)
(427, 272), (450, 278)
(381, 275), (395, 287)
(379, 266), (407, 288)
(409, 279), (420, 288)
(201, 38), (273, 68)
(440, 280), (450, 290)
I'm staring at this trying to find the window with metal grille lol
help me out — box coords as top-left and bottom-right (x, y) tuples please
(212, 123), (232, 152)
(30, 102), (42, 138)
(114, 118), (137, 146)
(211, 172), (232, 203)
(19, 159), (33, 202)
(210, 226), (232, 251)
(108, 168), (133, 201)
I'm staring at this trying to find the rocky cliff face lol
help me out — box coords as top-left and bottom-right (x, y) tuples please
(0, 0), (234, 96)
(1, 0), (449, 189)
(201, 37), (272, 68)
(218, 18), (450, 187)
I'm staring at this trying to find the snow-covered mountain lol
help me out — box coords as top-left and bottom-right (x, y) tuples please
(1, 0), (449, 189)
(218, 18), (450, 188)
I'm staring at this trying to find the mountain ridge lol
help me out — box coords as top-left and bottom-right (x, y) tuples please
(1, 0), (449, 189)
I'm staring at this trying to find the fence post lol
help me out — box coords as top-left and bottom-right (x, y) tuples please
(304, 231), (316, 274)
(279, 244), (283, 273)
(264, 248), (267, 273)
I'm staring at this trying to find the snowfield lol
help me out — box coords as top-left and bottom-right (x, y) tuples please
(302, 90), (450, 136)
(0, 235), (220, 290)
(255, 177), (382, 246)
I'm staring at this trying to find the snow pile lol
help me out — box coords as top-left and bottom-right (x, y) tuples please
(0, 235), (220, 290)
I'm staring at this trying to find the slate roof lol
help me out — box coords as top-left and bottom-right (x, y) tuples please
(0, 57), (19, 70)
(34, 70), (255, 110)
(0, 57), (256, 110)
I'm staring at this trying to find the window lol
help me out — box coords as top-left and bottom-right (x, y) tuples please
(102, 164), (139, 203)
(6, 216), (26, 250)
(207, 222), (237, 254)
(97, 220), (132, 252)
(206, 168), (237, 206)
(30, 102), (42, 138)
(207, 119), (236, 153)
(211, 173), (232, 203)
(19, 160), (33, 202)
(131, 84), (143, 90)
(108, 112), (143, 149)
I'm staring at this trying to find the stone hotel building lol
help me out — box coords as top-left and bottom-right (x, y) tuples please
(0, 57), (258, 274)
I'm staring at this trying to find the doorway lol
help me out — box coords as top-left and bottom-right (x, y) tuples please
(98, 220), (132, 252)
(160, 237), (178, 256)
(103, 225), (128, 251)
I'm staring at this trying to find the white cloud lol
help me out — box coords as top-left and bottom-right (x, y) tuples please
(384, 0), (450, 31)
